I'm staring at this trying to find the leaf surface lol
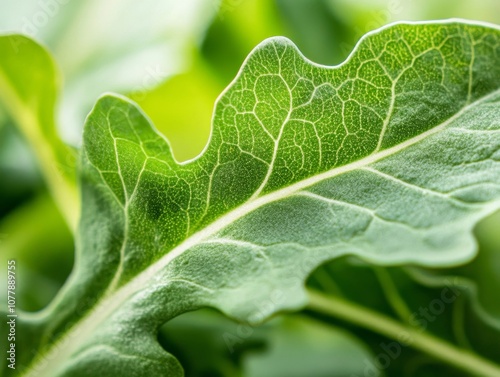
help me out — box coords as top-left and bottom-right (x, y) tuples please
(6, 21), (500, 377)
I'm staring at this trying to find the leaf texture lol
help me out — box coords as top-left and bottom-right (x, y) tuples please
(6, 20), (500, 377)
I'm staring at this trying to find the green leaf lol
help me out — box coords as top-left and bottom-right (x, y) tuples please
(0, 35), (78, 228)
(7, 20), (500, 377)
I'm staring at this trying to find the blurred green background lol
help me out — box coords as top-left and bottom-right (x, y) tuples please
(1, 1), (499, 376)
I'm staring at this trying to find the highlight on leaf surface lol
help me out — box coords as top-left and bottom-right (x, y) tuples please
(2, 19), (500, 377)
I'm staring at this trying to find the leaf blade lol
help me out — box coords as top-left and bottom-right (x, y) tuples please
(14, 20), (500, 377)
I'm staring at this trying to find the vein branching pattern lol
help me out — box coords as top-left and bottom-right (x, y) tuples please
(4, 21), (500, 377)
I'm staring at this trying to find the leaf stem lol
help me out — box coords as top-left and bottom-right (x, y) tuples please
(306, 289), (500, 377)
(312, 265), (344, 297)
(373, 267), (412, 322)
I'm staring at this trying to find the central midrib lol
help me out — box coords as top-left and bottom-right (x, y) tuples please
(24, 88), (500, 377)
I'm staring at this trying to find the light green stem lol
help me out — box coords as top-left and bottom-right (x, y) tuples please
(373, 267), (412, 322)
(307, 289), (500, 377)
